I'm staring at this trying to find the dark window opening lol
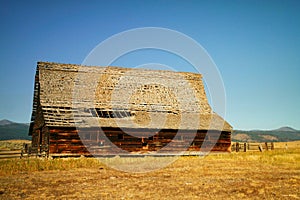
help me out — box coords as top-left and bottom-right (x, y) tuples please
(118, 134), (124, 140)
(86, 108), (132, 118)
(142, 142), (148, 147)
(149, 136), (154, 141)
(142, 137), (148, 147)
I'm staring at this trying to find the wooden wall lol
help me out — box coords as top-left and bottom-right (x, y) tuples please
(31, 102), (50, 154)
(46, 127), (231, 156)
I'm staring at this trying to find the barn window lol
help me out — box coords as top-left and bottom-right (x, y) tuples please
(118, 134), (124, 140)
(149, 136), (154, 141)
(86, 108), (132, 118)
(142, 142), (148, 147)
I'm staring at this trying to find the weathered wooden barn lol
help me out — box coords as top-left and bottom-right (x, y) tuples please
(29, 62), (232, 156)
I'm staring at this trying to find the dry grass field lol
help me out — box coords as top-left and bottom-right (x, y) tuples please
(275, 141), (300, 149)
(0, 140), (31, 150)
(0, 142), (299, 199)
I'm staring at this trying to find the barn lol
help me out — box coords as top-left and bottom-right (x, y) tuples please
(29, 62), (232, 156)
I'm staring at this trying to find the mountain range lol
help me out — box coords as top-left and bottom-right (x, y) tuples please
(0, 119), (31, 140)
(0, 119), (299, 142)
(232, 127), (300, 142)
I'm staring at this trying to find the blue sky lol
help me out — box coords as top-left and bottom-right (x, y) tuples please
(0, 0), (299, 130)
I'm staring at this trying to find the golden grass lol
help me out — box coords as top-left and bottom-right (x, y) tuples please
(274, 140), (300, 149)
(0, 140), (31, 150)
(205, 149), (300, 169)
(0, 158), (103, 176)
(0, 149), (299, 176)
(0, 149), (299, 199)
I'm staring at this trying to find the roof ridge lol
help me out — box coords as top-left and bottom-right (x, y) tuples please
(37, 61), (202, 77)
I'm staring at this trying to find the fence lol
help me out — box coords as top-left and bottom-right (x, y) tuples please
(231, 142), (274, 152)
(0, 141), (280, 158)
(0, 150), (23, 159)
(0, 143), (47, 159)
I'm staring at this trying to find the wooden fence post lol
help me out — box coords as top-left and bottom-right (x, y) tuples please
(265, 142), (269, 150)
(244, 143), (247, 152)
(271, 142), (274, 150)
(258, 144), (264, 152)
(236, 142), (239, 152)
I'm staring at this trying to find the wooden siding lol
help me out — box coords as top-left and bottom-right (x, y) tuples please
(45, 127), (231, 156)
(31, 101), (49, 154)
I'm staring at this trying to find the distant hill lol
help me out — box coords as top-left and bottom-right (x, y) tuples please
(232, 126), (300, 142)
(0, 119), (31, 140)
(273, 126), (297, 132)
(0, 119), (15, 126)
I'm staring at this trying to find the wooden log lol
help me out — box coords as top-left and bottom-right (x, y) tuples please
(113, 141), (143, 146)
(55, 132), (80, 136)
(49, 129), (78, 133)
(0, 150), (21, 155)
(49, 139), (83, 144)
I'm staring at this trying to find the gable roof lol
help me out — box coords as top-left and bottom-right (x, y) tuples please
(30, 62), (232, 132)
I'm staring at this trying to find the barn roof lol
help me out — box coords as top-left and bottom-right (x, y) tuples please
(29, 62), (232, 132)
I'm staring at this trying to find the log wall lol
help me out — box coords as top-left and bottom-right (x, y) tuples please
(47, 127), (231, 155)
